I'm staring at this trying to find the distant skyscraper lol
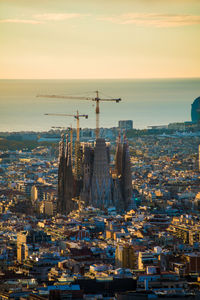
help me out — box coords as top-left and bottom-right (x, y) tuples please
(191, 97), (200, 123)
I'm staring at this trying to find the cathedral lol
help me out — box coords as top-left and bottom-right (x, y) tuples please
(57, 133), (133, 215)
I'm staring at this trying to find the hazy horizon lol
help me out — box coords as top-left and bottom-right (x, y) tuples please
(1, 77), (200, 80)
(0, 78), (199, 132)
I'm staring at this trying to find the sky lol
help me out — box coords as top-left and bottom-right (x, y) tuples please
(0, 0), (200, 79)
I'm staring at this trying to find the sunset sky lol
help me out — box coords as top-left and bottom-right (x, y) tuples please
(0, 0), (200, 79)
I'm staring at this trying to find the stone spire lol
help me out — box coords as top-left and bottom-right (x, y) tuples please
(115, 131), (123, 177)
(67, 142), (72, 167)
(57, 134), (65, 214)
(58, 134), (65, 161)
(121, 134), (132, 210)
(57, 134), (74, 215)
(112, 176), (123, 211)
(64, 134), (69, 162)
(64, 140), (74, 213)
(81, 145), (93, 206)
(91, 138), (112, 209)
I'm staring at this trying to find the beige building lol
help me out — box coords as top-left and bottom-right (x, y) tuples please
(138, 251), (158, 270)
(31, 185), (38, 203)
(115, 243), (136, 269)
(17, 230), (51, 262)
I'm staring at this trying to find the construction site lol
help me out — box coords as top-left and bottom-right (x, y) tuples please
(37, 91), (133, 214)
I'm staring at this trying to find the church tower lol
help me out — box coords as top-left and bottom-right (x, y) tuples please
(91, 139), (112, 209)
(57, 135), (74, 214)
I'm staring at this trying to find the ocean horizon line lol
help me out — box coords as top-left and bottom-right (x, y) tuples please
(0, 77), (200, 81)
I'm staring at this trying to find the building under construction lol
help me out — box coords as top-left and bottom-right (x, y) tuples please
(57, 134), (133, 214)
(44, 90), (132, 214)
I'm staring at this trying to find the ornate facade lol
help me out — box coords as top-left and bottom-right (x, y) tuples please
(115, 133), (133, 211)
(57, 133), (133, 214)
(91, 138), (112, 209)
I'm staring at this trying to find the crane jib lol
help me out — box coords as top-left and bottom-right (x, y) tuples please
(38, 92), (122, 139)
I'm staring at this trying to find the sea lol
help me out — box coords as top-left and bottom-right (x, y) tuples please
(0, 78), (199, 132)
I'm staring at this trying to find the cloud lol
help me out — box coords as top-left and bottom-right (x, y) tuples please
(98, 13), (200, 28)
(2, 12), (199, 28)
(0, 13), (89, 25)
(34, 13), (85, 21)
(0, 19), (43, 24)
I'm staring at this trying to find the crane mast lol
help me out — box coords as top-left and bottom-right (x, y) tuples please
(45, 111), (88, 142)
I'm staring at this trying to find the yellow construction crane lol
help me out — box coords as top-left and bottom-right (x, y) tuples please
(45, 111), (88, 142)
(38, 90), (121, 139)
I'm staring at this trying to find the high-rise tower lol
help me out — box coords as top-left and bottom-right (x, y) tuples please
(191, 97), (200, 123)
